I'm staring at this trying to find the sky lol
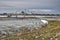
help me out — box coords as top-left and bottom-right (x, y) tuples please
(0, 0), (60, 13)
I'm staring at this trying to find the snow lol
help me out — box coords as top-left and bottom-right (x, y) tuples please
(41, 20), (48, 24)
(0, 19), (48, 37)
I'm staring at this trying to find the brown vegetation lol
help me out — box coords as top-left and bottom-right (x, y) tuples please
(0, 20), (60, 40)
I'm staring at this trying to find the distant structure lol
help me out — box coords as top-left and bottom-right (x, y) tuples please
(0, 11), (60, 18)
(3, 13), (7, 15)
(21, 11), (25, 14)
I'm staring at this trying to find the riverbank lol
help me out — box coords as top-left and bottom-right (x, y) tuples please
(0, 20), (60, 40)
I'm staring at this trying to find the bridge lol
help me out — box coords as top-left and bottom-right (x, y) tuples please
(0, 13), (60, 18)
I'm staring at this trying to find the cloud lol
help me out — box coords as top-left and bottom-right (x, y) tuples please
(0, 0), (60, 13)
(0, 0), (59, 8)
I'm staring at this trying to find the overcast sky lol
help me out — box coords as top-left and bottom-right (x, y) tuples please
(0, 0), (60, 13)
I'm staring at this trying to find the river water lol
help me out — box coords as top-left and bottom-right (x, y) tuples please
(0, 19), (45, 35)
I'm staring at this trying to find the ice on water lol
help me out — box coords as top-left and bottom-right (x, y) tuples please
(0, 19), (48, 35)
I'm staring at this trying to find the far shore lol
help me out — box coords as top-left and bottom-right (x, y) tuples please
(0, 16), (60, 20)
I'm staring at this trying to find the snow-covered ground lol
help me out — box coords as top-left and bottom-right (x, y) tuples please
(0, 19), (48, 36)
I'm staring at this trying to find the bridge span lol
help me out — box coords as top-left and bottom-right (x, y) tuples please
(0, 14), (60, 18)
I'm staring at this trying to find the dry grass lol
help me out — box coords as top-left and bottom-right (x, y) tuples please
(0, 20), (60, 40)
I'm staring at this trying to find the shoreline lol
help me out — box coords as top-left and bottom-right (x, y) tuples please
(0, 17), (60, 20)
